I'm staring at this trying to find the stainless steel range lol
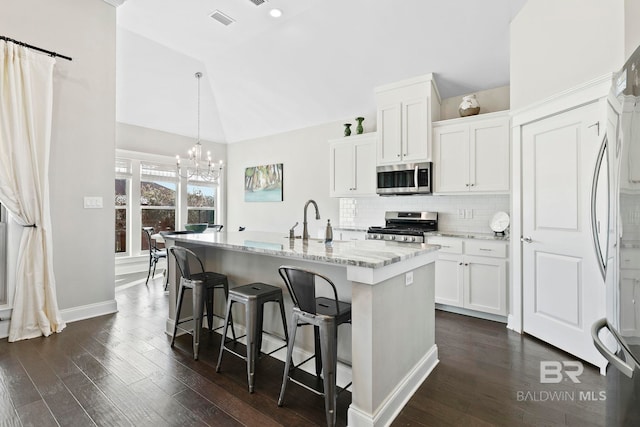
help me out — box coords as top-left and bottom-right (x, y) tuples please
(366, 211), (437, 243)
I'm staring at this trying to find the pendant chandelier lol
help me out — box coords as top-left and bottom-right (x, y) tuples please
(176, 72), (222, 182)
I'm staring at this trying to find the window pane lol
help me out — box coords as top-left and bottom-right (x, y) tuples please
(140, 180), (176, 207)
(141, 209), (175, 250)
(115, 178), (127, 206)
(188, 210), (215, 224)
(115, 208), (126, 253)
(187, 184), (215, 207)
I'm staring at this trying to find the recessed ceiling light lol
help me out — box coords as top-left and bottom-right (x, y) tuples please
(269, 8), (282, 18)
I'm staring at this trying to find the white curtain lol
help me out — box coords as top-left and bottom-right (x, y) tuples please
(0, 41), (66, 341)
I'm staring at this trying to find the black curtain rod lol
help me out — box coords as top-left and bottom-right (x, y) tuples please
(1, 36), (72, 61)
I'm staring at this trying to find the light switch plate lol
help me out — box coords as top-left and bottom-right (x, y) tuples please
(465, 209), (473, 219)
(84, 196), (103, 209)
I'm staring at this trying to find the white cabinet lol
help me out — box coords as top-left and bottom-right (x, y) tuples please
(375, 74), (440, 165)
(620, 248), (640, 337)
(329, 133), (376, 197)
(428, 236), (508, 317)
(433, 112), (510, 194)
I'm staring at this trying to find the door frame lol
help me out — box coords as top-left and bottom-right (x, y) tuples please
(508, 74), (612, 333)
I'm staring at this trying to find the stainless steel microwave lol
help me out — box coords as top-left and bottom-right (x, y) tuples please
(376, 162), (432, 195)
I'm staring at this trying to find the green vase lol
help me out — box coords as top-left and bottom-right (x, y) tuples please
(344, 123), (352, 137)
(355, 117), (364, 134)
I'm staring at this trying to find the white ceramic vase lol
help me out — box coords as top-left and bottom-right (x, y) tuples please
(458, 94), (480, 117)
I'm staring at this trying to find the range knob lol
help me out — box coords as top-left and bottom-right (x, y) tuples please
(401, 236), (408, 242)
(409, 236), (416, 242)
(390, 235), (396, 241)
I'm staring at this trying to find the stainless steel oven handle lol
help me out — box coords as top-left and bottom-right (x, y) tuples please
(591, 318), (635, 378)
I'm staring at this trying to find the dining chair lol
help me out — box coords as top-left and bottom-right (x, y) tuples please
(142, 226), (167, 286)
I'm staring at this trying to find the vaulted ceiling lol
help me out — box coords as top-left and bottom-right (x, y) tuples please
(115, 0), (527, 144)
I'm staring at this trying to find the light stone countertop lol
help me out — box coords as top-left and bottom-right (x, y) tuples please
(425, 231), (510, 241)
(165, 230), (440, 269)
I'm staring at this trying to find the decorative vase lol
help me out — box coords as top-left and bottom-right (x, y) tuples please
(355, 117), (364, 134)
(344, 123), (352, 137)
(458, 94), (480, 117)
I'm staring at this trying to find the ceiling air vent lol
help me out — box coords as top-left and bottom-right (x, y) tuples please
(248, 0), (267, 5)
(210, 10), (235, 26)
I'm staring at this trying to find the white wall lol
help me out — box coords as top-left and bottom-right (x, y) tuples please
(510, 0), (625, 110)
(1, 0), (116, 313)
(625, 0), (640, 59)
(117, 122), (227, 160)
(225, 116), (375, 237)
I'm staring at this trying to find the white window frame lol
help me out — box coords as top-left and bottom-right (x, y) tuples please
(115, 149), (224, 261)
(186, 179), (217, 225)
(115, 158), (131, 257)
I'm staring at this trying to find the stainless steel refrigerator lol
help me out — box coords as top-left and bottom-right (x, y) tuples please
(591, 44), (640, 426)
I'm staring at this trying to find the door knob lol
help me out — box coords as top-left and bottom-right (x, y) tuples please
(521, 236), (533, 243)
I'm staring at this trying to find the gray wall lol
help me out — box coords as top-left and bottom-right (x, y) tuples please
(1, 0), (116, 312)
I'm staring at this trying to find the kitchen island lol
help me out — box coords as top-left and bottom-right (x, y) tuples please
(164, 231), (439, 427)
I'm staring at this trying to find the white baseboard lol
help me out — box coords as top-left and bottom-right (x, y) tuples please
(60, 299), (118, 323)
(0, 320), (9, 340)
(347, 345), (439, 427)
(436, 304), (507, 324)
(0, 300), (118, 340)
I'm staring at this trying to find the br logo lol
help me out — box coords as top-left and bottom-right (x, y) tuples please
(540, 361), (584, 383)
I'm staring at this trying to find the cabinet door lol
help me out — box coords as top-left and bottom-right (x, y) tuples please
(434, 253), (464, 307)
(329, 142), (354, 197)
(377, 103), (402, 164)
(433, 125), (469, 192)
(620, 271), (640, 337)
(470, 118), (510, 192)
(402, 97), (430, 162)
(464, 256), (507, 316)
(353, 139), (376, 195)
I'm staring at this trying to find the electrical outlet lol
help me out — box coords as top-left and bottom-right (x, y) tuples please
(458, 209), (465, 219)
(465, 209), (473, 219)
(405, 271), (414, 286)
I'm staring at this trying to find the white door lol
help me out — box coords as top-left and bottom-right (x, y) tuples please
(522, 102), (607, 370)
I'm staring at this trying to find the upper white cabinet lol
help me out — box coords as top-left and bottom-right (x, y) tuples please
(375, 74), (441, 165)
(433, 111), (510, 194)
(329, 133), (377, 197)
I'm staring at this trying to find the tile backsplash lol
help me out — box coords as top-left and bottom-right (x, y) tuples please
(339, 194), (511, 234)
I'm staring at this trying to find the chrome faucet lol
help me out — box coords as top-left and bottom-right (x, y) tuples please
(302, 199), (320, 241)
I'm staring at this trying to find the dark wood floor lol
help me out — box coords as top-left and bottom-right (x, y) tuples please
(0, 277), (611, 426)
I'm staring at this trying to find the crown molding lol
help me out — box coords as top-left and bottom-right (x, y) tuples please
(103, 0), (126, 7)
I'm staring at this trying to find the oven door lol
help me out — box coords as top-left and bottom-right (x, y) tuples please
(376, 162), (431, 195)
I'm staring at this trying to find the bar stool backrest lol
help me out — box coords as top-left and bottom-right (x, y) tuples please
(278, 266), (341, 316)
(170, 246), (205, 280)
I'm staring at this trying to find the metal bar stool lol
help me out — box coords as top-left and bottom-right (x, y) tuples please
(277, 266), (352, 427)
(169, 246), (236, 360)
(216, 282), (288, 393)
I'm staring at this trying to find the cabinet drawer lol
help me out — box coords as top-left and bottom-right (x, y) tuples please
(427, 237), (463, 254)
(465, 240), (507, 258)
(621, 249), (640, 270)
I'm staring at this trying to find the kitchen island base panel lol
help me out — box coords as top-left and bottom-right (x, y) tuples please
(348, 345), (438, 427)
(163, 232), (438, 427)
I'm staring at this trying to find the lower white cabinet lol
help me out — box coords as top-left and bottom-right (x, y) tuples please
(428, 236), (508, 317)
